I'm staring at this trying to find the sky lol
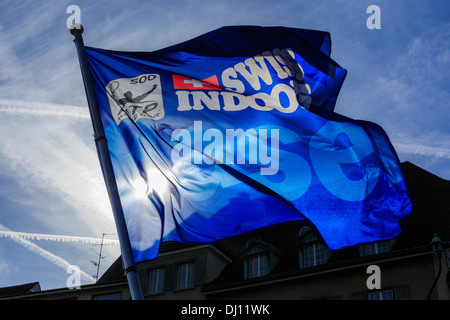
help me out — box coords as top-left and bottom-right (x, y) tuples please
(0, 0), (449, 291)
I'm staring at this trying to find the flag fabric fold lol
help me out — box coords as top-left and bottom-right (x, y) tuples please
(84, 26), (411, 262)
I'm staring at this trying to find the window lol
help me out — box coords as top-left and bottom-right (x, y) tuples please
(359, 239), (395, 257)
(177, 262), (195, 289)
(248, 254), (269, 279)
(298, 226), (330, 269)
(242, 239), (281, 280)
(148, 267), (165, 294)
(303, 242), (325, 268)
(363, 241), (389, 256)
(368, 289), (394, 300)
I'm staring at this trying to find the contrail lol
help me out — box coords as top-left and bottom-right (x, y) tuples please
(2, 100), (450, 160)
(0, 224), (96, 283)
(0, 231), (119, 245)
(393, 142), (450, 159)
(0, 99), (90, 119)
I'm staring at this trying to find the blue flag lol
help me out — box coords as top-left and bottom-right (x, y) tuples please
(85, 26), (412, 262)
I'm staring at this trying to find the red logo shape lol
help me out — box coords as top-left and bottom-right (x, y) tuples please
(173, 74), (221, 90)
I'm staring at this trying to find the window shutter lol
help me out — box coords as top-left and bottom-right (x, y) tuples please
(323, 247), (333, 263)
(386, 239), (395, 251)
(164, 264), (175, 291)
(195, 258), (206, 285)
(269, 252), (280, 272)
(298, 249), (304, 269)
(138, 269), (148, 294)
(243, 259), (247, 279)
(358, 245), (365, 257)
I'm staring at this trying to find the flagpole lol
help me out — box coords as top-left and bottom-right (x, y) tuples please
(70, 24), (144, 300)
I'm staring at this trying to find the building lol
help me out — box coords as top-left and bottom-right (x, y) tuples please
(1, 162), (449, 300)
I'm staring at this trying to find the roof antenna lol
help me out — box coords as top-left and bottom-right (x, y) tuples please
(90, 233), (107, 282)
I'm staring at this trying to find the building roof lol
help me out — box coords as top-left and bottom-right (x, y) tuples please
(0, 282), (41, 298)
(397, 161), (450, 246)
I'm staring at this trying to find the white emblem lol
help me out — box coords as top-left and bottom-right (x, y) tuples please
(106, 74), (164, 125)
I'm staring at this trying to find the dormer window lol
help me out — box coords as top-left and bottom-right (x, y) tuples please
(248, 253), (269, 278)
(242, 239), (281, 280)
(359, 239), (395, 257)
(304, 242), (325, 268)
(298, 226), (331, 269)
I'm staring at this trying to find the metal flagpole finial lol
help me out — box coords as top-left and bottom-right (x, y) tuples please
(70, 23), (84, 35)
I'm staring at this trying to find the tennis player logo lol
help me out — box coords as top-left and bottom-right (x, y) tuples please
(106, 74), (165, 125)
